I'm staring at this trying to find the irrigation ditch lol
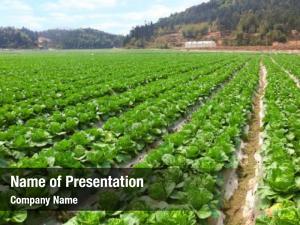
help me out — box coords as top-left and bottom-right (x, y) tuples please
(120, 60), (268, 225)
(220, 63), (267, 225)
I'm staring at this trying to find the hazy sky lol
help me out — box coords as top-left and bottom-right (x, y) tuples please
(0, 0), (208, 34)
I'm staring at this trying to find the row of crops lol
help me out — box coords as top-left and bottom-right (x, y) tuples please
(272, 54), (300, 80)
(0, 53), (242, 167)
(0, 52), (299, 225)
(255, 56), (300, 225)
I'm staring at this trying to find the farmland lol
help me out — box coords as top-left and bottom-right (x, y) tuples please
(0, 51), (299, 225)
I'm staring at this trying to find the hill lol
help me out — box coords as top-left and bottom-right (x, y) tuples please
(0, 27), (124, 49)
(39, 29), (124, 49)
(0, 27), (38, 49)
(124, 0), (300, 48)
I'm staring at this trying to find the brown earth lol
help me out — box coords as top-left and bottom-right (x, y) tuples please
(157, 31), (300, 51)
(223, 64), (266, 225)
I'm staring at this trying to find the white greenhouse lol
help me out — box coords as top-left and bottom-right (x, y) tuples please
(185, 41), (217, 49)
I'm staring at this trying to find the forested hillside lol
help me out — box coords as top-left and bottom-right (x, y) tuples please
(0, 27), (38, 49)
(0, 28), (124, 49)
(124, 0), (300, 47)
(40, 29), (124, 49)
(1, 0), (299, 49)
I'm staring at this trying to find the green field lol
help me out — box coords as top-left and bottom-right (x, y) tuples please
(0, 51), (299, 225)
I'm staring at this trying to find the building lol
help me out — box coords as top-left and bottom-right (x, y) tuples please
(185, 41), (217, 49)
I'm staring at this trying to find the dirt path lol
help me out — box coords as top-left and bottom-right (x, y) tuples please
(224, 63), (266, 225)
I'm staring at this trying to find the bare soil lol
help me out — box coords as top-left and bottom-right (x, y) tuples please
(223, 64), (266, 225)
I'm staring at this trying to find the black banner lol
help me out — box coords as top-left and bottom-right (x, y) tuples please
(0, 168), (191, 211)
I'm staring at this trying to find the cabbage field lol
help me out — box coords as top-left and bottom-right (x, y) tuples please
(0, 51), (299, 225)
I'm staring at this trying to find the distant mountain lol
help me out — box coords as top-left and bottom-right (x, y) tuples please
(124, 0), (300, 48)
(39, 29), (124, 49)
(0, 27), (124, 49)
(1, 0), (299, 49)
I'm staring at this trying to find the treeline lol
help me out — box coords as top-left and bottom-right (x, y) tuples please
(124, 0), (300, 47)
(40, 29), (124, 49)
(123, 23), (155, 48)
(0, 27), (124, 49)
(0, 27), (38, 49)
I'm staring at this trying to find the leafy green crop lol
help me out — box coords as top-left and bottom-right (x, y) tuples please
(61, 54), (260, 224)
(5, 52), (293, 225)
(256, 57), (300, 225)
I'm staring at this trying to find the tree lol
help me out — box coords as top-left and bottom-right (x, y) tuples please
(181, 23), (209, 39)
(237, 13), (259, 33)
(0, 27), (37, 48)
